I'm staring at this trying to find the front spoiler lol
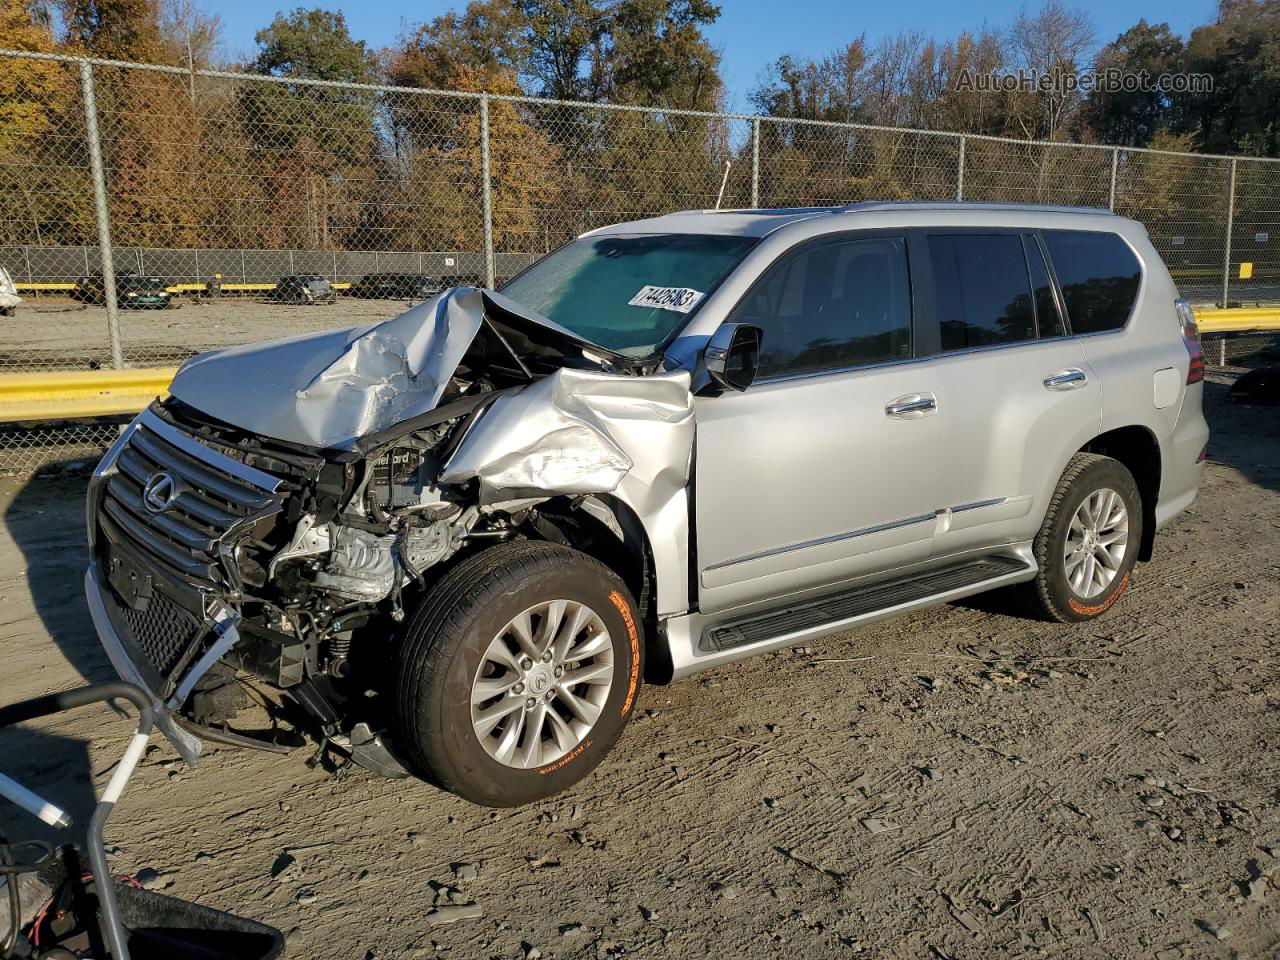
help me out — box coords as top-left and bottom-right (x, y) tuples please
(84, 564), (243, 767)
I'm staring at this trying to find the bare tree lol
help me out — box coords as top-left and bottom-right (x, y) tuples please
(157, 0), (222, 70)
(1007, 0), (1095, 138)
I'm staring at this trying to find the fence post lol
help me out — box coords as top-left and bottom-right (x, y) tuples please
(751, 118), (760, 208)
(1108, 148), (1119, 211)
(79, 60), (123, 370)
(1222, 158), (1237, 308)
(956, 136), (965, 202)
(480, 94), (496, 289)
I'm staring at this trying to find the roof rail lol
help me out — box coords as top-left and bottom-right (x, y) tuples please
(834, 200), (1114, 216)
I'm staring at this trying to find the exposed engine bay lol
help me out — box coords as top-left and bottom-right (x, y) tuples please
(86, 287), (695, 777)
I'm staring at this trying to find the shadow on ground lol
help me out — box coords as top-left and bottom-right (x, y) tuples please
(3, 473), (111, 686)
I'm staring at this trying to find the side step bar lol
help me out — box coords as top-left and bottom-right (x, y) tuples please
(699, 554), (1032, 653)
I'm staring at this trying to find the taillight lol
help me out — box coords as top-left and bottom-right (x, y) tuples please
(1176, 298), (1204, 383)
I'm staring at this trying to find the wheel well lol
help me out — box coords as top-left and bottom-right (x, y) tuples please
(533, 495), (669, 684)
(1080, 426), (1161, 560)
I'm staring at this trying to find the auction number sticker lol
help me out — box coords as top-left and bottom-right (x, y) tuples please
(627, 285), (705, 314)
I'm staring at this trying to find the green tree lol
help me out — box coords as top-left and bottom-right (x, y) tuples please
(251, 7), (374, 83)
(242, 8), (380, 248)
(395, 0), (721, 108)
(1177, 0), (1280, 156)
(1079, 21), (1183, 147)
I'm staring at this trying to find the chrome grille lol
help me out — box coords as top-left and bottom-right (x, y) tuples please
(121, 589), (206, 678)
(99, 408), (286, 590)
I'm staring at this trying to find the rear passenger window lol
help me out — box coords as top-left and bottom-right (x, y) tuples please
(928, 234), (1036, 351)
(732, 236), (912, 378)
(1042, 230), (1142, 334)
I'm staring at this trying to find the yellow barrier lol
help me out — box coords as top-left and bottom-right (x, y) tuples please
(17, 281), (353, 295)
(0, 367), (177, 422)
(1195, 307), (1280, 334)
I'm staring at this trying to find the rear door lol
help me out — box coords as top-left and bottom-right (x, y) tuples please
(923, 230), (1103, 558)
(693, 232), (941, 614)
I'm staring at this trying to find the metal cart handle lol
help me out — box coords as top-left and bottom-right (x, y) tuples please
(1, 682), (156, 960)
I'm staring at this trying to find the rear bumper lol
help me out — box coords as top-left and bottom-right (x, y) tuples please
(1156, 387), (1210, 531)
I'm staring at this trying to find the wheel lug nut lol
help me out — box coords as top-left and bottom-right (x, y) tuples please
(553, 666), (563, 678)
(545, 690), (555, 701)
(520, 657), (533, 670)
(525, 698), (536, 710)
(512, 682), (524, 694)
(541, 651), (553, 662)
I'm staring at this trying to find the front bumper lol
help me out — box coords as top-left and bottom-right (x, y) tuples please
(86, 564), (248, 766)
(83, 405), (281, 766)
(85, 564), (203, 763)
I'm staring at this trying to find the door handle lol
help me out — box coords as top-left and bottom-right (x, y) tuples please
(1043, 368), (1088, 391)
(885, 393), (937, 419)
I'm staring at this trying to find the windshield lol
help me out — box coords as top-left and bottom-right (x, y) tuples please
(498, 233), (756, 356)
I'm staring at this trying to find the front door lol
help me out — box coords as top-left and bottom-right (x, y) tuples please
(694, 233), (939, 615)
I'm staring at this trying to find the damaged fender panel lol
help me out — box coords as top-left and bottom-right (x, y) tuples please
(440, 368), (696, 616)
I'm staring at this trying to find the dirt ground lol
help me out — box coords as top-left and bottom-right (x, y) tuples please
(0, 371), (1277, 960)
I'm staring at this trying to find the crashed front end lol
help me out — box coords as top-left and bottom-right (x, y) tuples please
(84, 287), (692, 774)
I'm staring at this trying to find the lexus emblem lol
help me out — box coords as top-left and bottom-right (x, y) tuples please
(142, 472), (180, 513)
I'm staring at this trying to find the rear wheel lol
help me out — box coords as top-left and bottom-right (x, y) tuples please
(394, 540), (643, 806)
(1020, 453), (1143, 622)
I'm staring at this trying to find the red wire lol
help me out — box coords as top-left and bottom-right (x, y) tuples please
(28, 872), (143, 946)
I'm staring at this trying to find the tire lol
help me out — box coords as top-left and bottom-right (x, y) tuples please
(1019, 453), (1144, 623)
(394, 539), (643, 807)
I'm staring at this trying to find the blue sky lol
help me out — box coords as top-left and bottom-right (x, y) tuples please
(212, 0), (1220, 110)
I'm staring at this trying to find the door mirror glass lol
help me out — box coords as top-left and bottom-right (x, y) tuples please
(705, 322), (762, 391)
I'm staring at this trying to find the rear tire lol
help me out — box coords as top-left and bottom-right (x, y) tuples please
(394, 540), (643, 807)
(1019, 453), (1143, 623)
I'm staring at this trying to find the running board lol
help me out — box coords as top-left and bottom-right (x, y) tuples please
(699, 554), (1032, 653)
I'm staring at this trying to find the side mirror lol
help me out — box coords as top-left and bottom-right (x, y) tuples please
(704, 322), (763, 392)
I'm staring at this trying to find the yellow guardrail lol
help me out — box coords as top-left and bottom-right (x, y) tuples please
(0, 306), (1274, 424)
(0, 367), (177, 422)
(16, 281), (354, 295)
(1194, 307), (1280, 334)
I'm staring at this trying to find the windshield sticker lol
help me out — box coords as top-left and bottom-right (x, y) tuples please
(627, 285), (705, 314)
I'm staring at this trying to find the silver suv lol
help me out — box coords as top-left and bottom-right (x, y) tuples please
(85, 202), (1209, 806)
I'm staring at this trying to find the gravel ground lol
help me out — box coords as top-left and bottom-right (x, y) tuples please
(0, 372), (1277, 959)
(0, 296), (409, 370)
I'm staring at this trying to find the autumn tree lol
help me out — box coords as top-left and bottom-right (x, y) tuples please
(60, 0), (163, 61)
(0, 0), (92, 246)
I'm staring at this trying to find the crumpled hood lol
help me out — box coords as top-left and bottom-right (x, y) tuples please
(167, 287), (631, 450)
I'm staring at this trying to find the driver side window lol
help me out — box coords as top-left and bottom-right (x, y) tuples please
(731, 236), (912, 379)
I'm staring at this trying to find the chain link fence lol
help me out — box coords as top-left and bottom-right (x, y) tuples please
(0, 49), (1278, 471)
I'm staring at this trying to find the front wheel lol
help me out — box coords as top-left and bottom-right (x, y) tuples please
(1019, 453), (1143, 623)
(394, 540), (643, 806)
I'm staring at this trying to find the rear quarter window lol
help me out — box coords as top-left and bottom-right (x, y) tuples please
(1042, 230), (1142, 334)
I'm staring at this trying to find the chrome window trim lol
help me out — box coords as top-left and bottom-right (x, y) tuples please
(138, 407), (285, 493)
(751, 351), (929, 387)
(704, 512), (937, 573)
(926, 336), (1085, 362)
